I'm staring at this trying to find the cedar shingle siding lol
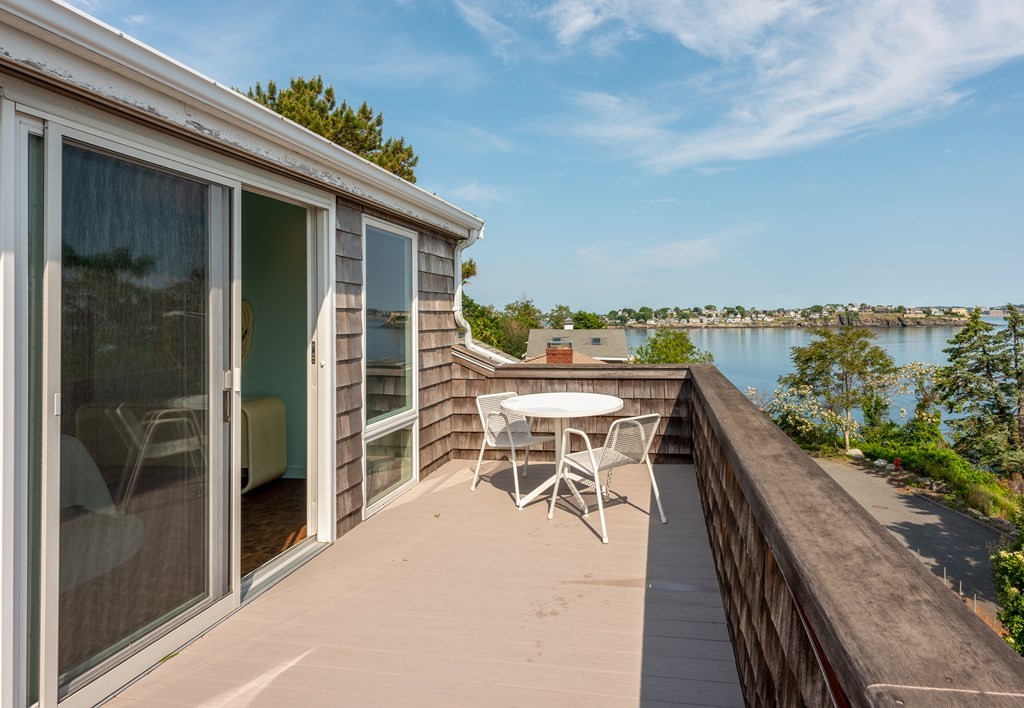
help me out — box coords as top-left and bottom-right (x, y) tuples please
(334, 197), (463, 535)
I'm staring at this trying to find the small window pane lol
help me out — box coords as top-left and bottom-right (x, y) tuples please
(365, 225), (413, 424)
(366, 427), (413, 507)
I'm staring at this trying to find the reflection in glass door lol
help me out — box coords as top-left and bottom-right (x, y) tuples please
(56, 142), (228, 693)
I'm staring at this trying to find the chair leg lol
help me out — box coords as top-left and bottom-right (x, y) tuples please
(563, 474), (588, 515)
(523, 447), (529, 477)
(510, 451), (522, 508)
(547, 459), (564, 520)
(646, 456), (667, 524)
(593, 468), (609, 544)
(471, 439), (487, 491)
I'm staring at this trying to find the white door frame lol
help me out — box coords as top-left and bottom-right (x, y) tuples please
(235, 187), (336, 598)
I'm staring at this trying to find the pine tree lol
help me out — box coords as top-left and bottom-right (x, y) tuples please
(244, 76), (418, 182)
(937, 308), (1013, 464)
(998, 304), (1024, 455)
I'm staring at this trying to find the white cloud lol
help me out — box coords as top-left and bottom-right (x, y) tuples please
(452, 0), (522, 60)
(349, 46), (482, 88)
(693, 166), (736, 176)
(553, 90), (679, 152)
(446, 181), (510, 203)
(64, 0), (102, 12)
(438, 120), (518, 153)
(579, 226), (757, 270)
(619, 197), (683, 214)
(539, 0), (1024, 170)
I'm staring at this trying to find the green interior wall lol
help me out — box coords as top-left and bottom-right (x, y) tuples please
(241, 191), (307, 476)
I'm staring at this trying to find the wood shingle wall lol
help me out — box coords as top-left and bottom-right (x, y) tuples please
(688, 364), (1024, 706)
(335, 199), (365, 536)
(449, 351), (692, 464)
(333, 197), (463, 536)
(417, 233), (458, 477)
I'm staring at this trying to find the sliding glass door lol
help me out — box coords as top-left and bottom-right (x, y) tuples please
(36, 135), (232, 700)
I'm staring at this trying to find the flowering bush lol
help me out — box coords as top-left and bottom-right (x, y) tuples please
(993, 544), (1024, 655)
(753, 384), (850, 449)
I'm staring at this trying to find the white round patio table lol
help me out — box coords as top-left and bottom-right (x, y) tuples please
(501, 392), (623, 508)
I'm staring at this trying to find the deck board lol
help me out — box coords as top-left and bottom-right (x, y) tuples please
(110, 461), (742, 707)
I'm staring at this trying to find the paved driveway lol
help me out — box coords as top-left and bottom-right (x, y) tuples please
(815, 457), (1005, 622)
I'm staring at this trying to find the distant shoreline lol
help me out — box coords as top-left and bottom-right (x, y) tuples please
(614, 316), (969, 330)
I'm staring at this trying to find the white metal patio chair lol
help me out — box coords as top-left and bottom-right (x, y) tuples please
(471, 392), (555, 506)
(547, 413), (666, 543)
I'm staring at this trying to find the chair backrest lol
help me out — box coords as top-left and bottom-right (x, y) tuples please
(111, 403), (143, 450)
(476, 392), (528, 445)
(602, 414), (661, 466)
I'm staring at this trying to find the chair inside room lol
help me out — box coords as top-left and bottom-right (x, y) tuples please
(470, 391), (554, 506)
(548, 413), (666, 543)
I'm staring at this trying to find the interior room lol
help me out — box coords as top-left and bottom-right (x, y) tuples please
(239, 191), (309, 575)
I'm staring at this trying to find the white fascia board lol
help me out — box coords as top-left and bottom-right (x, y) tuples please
(0, 0), (484, 239)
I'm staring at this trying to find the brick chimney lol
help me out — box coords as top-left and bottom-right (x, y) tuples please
(546, 344), (573, 364)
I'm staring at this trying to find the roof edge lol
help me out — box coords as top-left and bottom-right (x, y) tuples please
(1, 0), (484, 236)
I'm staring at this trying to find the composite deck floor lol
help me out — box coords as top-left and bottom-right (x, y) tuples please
(110, 460), (743, 707)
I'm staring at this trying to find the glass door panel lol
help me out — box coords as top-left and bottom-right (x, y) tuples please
(58, 143), (218, 688)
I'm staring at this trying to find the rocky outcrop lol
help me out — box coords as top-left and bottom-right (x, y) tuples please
(836, 313), (967, 328)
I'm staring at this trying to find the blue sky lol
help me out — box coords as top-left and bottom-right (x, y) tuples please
(66, 0), (1024, 313)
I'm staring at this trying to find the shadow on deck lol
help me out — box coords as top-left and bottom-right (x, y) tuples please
(110, 460), (742, 707)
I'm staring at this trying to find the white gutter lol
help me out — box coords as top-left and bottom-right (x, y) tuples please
(453, 227), (513, 365)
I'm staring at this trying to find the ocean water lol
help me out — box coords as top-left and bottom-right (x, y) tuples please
(625, 325), (964, 396)
(624, 320), (1005, 417)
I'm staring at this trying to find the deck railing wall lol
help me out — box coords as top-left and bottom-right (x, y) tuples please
(448, 348), (692, 464)
(688, 363), (1024, 707)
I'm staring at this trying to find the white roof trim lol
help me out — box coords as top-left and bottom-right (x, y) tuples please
(0, 0), (484, 238)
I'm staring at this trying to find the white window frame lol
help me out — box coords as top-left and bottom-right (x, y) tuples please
(361, 216), (419, 517)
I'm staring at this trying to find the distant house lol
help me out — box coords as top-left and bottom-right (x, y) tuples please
(525, 329), (629, 363)
(522, 350), (607, 365)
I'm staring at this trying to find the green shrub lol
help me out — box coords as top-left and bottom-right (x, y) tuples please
(967, 485), (1003, 518)
(857, 442), (1020, 519)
